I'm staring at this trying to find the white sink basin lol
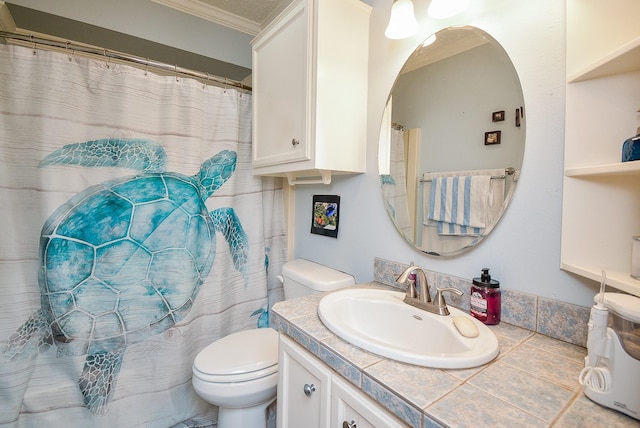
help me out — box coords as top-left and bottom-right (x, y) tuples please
(317, 288), (499, 369)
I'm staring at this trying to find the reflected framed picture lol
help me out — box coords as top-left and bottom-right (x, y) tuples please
(484, 130), (501, 145)
(492, 110), (505, 122)
(311, 195), (340, 238)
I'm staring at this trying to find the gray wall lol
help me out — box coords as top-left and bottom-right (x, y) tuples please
(393, 42), (525, 173)
(6, 0), (253, 80)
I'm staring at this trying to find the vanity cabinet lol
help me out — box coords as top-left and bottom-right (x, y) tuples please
(561, 0), (640, 296)
(277, 334), (330, 427)
(251, 0), (370, 185)
(277, 335), (406, 428)
(330, 375), (406, 428)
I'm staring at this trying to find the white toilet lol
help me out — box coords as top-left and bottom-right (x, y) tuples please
(191, 259), (355, 427)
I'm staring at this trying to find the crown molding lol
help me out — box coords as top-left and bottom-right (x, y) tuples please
(0, 1), (16, 32)
(151, 0), (261, 36)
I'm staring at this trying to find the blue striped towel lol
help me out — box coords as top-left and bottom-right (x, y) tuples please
(428, 175), (491, 236)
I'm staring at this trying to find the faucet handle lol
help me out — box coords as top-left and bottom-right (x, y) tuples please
(434, 287), (463, 312)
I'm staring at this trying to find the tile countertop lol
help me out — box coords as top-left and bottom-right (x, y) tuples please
(270, 282), (639, 428)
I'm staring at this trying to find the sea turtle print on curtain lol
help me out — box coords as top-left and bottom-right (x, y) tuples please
(1, 138), (248, 415)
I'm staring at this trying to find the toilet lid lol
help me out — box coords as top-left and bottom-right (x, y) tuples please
(193, 328), (279, 383)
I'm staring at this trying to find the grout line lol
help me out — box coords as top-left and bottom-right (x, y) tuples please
(549, 388), (583, 427)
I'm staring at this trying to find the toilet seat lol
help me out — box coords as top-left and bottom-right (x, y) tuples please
(193, 328), (279, 383)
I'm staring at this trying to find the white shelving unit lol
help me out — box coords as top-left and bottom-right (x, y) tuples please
(561, 0), (640, 296)
(564, 161), (640, 178)
(567, 36), (640, 83)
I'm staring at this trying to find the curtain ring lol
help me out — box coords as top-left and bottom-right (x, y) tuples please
(175, 65), (178, 82)
(144, 58), (149, 76)
(30, 35), (37, 55)
(65, 41), (72, 61)
(224, 77), (228, 93)
(103, 49), (110, 68)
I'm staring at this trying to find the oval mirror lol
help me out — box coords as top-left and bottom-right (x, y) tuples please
(379, 26), (525, 256)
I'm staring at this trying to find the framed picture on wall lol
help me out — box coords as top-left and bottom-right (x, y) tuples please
(311, 195), (340, 238)
(484, 130), (501, 145)
(492, 110), (505, 122)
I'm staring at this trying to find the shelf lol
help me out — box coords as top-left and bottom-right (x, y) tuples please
(563, 1), (640, 300)
(565, 161), (640, 177)
(568, 35), (640, 82)
(562, 262), (640, 297)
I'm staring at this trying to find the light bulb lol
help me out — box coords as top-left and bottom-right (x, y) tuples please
(385, 0), (419, 40)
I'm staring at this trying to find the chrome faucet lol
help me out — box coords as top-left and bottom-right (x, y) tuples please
(396, 266), (463, 316)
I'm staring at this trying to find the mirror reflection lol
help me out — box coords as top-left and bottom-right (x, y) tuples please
(379, 26), (525, 256)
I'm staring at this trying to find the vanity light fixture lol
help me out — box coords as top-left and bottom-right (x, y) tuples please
(385, 0), (419, 40)
(427, 0), (469, 19)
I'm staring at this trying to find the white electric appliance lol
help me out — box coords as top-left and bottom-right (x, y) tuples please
(580, 289), (640, 420)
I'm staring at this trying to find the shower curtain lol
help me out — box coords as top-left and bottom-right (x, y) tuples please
(381, 128), (412, 239)
(0, 44), (286, 426)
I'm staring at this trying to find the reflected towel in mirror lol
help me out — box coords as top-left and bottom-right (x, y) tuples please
(428, 175), (491, 236)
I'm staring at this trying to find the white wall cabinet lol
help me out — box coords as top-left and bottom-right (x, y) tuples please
(251, 0), (370, 185)
(561, 0), (640, 296)
(277, 335), (406, 428)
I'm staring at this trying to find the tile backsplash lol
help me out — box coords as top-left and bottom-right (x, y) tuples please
(373, 257), (591, 347)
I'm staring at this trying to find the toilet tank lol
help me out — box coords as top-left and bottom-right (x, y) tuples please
(281, 259), (355, 300)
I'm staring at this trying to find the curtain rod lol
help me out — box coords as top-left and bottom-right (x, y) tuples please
(0, 30), (252, 92)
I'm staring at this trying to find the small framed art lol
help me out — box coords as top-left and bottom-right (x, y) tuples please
(311, 195), (340, 238)
(485, 130), (501, 145)
(492, 110), (505, 122)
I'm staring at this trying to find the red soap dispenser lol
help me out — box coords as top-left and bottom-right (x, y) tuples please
(470, 268), (501, 325)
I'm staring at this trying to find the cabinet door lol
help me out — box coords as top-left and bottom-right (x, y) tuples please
(252, 0), (310, 168)
(277, 335), (330, 428)
(331, 376), (407, 428)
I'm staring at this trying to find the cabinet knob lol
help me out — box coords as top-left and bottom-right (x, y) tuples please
(342, 421), (357, 428)
(291, 138), (300, 146)
(303, 383), (316, 396)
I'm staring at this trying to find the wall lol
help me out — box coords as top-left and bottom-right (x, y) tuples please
(393, 41), (525, 173)
(293, 0), (600, 307)
(5, 0), (599, 307)
(5, 0), (253, 71)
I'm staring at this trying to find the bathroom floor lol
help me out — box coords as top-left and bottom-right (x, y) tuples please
(172, 401), (276, 428)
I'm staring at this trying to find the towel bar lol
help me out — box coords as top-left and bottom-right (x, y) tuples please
(420, 167), (516, 183)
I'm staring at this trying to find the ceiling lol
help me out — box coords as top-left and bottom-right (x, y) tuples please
(401, 26), (489, 74)
(194, 0), (289, 28)
(151, 0), (294, 35)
